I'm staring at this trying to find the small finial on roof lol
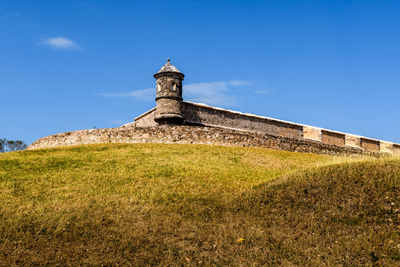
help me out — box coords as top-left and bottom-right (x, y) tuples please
(167, 58), (170, 62)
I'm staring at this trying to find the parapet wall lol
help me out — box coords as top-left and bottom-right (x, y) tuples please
(181, 102), (303, 139)
(132, 102), (400, 155)
(28, 125), (375, 156)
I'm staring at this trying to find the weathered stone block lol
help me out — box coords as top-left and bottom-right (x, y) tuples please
(303, 126), (321, 141)
(321, 130), (345, 146)
(360, 138), (380, 151)
(380, 142), (394, 153)
(393, 144), (400, 155)
(345, 135), (361, 148)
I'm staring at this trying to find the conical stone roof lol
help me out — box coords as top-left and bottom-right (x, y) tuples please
(155, 58), (183, 75)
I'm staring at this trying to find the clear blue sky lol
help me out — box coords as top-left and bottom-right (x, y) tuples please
(1, 0), (399, 145)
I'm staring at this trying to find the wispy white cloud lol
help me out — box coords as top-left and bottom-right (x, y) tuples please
(183, 82), (237, 106)
(99, 88), (154, 101)
(254, 89), (273, 94)
(40, 37), (82, 50)
(98, 80), (254, 107)
(229, 80), (252, 86)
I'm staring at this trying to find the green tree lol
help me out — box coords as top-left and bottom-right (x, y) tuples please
(0, 138), (5, 153)
(0, 138), (27, 152)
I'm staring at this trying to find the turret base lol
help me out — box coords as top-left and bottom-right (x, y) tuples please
(154, 114), (184, 125)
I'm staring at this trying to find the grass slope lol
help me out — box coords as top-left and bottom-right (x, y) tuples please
(0, 143), (399, 265)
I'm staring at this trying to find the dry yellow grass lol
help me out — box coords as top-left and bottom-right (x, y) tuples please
(0, 143), (398, 265)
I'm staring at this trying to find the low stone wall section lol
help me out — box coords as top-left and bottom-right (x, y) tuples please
(380, 142), (394, 153)
(303, 126), (322, 141)
(134, 108), (157, 127)
(181, 102), (303, 139)
(345, 135), (362, 148)
(321, 130), (346, 147)
(28, 125), (375, 156)
(393, 144), (400, 155)
(361, 138), (381, 152)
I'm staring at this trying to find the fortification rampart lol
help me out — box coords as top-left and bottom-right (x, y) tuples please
(132, 101), (400, 155)
(28, 125), (379, 156)
(28, 102), (399, 155)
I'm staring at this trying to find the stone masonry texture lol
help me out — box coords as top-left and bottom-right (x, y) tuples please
(361, 138), (381, 151)
(321, 130), (346, 147)
(180, 102), (303, 139)
(29, 125), (380, 156)
(131, 102), (400, 155)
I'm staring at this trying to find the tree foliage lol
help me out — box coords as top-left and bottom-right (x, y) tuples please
(0, 138), (27, 153)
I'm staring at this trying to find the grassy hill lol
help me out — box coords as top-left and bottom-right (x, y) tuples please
(0, 143), (399, 265)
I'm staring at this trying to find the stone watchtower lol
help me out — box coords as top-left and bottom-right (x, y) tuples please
(153, 58), (185, 124)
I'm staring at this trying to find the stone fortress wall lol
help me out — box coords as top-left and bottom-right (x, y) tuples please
(27, 59), (400, 155)
(132, 101), (400, 155)
(29, 101), (400, 155)
(27, 125), (380, 156)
